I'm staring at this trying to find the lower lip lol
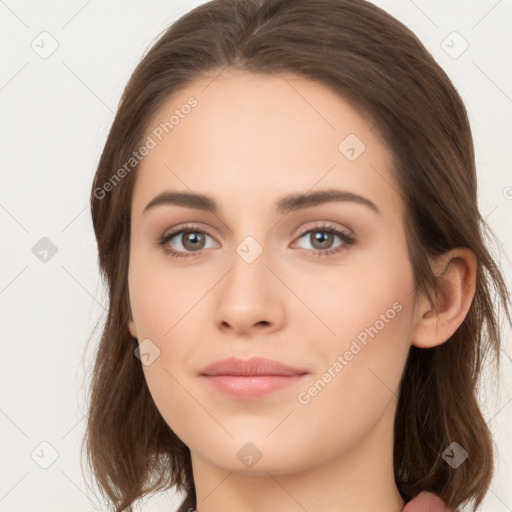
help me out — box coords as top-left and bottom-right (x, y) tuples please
(201, 374), (307, 399)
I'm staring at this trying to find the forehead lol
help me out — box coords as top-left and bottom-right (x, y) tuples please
(132, 69), (402, 221)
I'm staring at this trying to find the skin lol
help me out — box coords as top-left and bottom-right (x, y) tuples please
(127, 69), (476, 512)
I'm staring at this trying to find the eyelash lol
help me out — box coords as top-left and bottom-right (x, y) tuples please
(157, 222), (356, 260)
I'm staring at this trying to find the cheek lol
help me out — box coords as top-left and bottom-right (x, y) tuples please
(127, 252), (205, 396)
(293, 284), (414, 457)
(307, 245), (415, 401)
(315, 253), (414, 350)
(128, 259), (200, 441)
(128, 250), (200, 339)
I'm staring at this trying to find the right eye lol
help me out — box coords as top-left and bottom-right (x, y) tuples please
(157, 224), (219, 259)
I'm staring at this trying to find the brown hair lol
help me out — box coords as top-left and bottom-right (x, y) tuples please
(82, 0), (511, 511)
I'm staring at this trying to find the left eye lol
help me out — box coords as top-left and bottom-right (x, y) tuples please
(292, 226), (356, 256)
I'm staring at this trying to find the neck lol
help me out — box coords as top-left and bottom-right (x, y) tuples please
(189, 400), (405, 512)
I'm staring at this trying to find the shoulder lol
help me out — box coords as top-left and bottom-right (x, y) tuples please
(402, 491), (460, 512)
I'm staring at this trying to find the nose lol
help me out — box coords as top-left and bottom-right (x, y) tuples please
(212, 244), (286, 336)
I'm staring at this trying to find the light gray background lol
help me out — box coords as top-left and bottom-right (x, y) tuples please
(1, 1), (511, 511)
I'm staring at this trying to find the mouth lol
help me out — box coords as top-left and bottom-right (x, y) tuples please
(199, 357), (309, 399)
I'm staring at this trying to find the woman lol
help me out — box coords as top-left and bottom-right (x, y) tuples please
(83, 0), (511, 511)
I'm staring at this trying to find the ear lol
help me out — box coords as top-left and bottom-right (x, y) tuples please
(128, 317), (138, 339)
(412, 248), (477, 349)
(125, 284), (138, 339)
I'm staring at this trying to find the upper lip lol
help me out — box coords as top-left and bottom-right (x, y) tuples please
(200, 357), (308, 376)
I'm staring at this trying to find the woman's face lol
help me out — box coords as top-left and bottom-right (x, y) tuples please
(127, 69), (418, 475)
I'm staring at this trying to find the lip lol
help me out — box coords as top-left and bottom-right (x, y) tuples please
(199, 357), (309, 399)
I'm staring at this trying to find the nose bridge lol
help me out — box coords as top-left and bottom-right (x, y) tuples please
(223, 206), (273, 273)
(211, 223), (285, 331)
(228, 230), (271, 293)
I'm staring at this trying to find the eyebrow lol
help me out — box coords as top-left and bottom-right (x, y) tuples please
(142, 188), (381, 216)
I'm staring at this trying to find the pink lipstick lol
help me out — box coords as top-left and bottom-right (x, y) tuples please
(199, 357), (308, 399)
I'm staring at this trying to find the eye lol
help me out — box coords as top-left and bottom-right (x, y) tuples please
(292, 223), (355, 257)
(157, 222), (356, 259)
(157, 223), (218, 259)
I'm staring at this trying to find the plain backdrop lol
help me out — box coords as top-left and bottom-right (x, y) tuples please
(1, 1), (511, 511)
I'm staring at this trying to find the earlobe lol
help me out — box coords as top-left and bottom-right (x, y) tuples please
(412, 248), (477, 349)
